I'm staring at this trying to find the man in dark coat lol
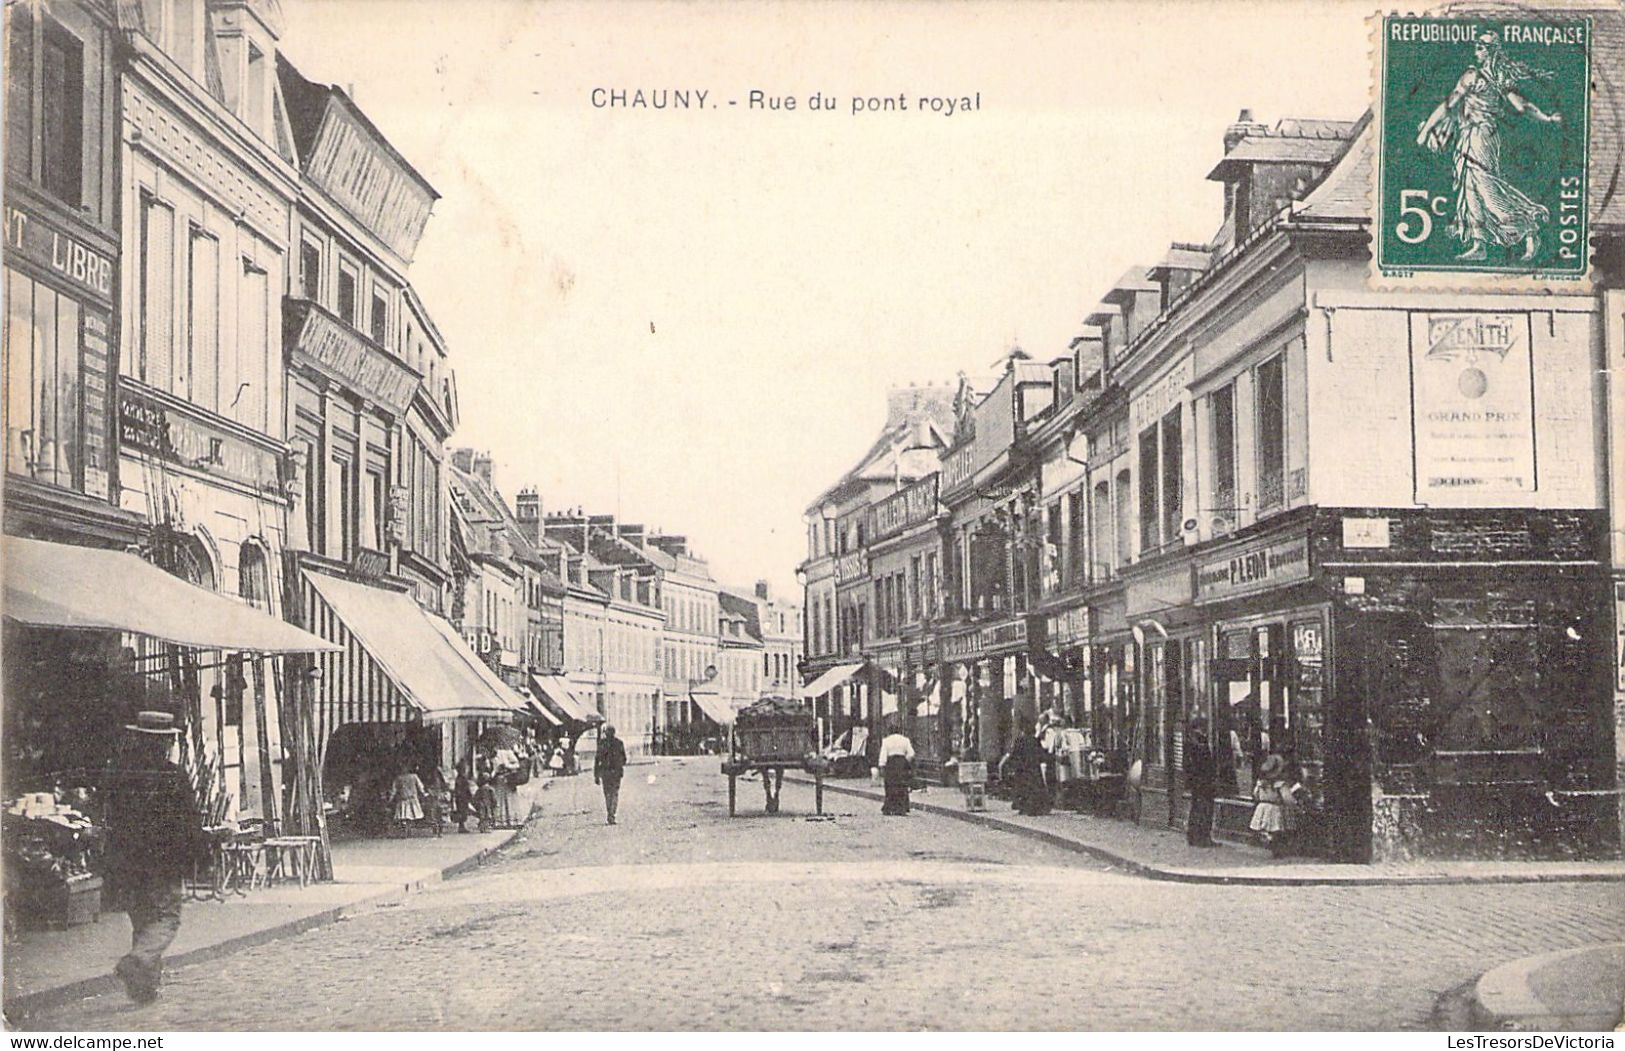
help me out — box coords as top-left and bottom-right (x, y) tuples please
(102, 711), (203, 1004)
(1184, 716), (1218, 847)
(594, 724), (628, 825)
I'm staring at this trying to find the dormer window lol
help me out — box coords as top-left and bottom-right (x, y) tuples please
(245, 41), (267, 134)
(168, 0), (203, 78)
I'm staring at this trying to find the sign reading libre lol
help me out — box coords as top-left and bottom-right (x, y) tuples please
(1196, 535), (1310, 603)
(1376, 16), (1591, 283)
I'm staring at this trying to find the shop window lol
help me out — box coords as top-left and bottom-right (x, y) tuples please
(1256, 356), (1286, 510)
(1210, 383), (1237, 524)
(1145, 643), (1166, 766)
(1138, 426), (1159, 553)
(3, 269), (82, 489)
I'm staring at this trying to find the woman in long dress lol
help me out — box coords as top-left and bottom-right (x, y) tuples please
(1416, 32), (1563, 262)
(1002, 717), (1051, 817)
(389, 767), (425, 837)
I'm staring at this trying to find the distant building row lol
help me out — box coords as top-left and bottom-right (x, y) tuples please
(801, 30), (1625, 866)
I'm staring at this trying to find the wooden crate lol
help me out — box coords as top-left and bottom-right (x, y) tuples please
(734, 719), (814, 762)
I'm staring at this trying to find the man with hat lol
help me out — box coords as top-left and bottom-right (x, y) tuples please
(593, 724), (627, 825)
(102, 710), (204, 1004)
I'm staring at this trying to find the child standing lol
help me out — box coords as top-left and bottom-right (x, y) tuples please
(474, 775), (498, 833)
(452, 768), (475, 833)
(1249, 754), (1298, 857)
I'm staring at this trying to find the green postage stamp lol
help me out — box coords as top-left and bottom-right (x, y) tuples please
(1375, 14), (1591, 287)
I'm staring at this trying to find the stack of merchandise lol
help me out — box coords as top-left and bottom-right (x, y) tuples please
(3, 793), (104, 929)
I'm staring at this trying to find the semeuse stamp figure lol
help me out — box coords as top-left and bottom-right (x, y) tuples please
(1376, 16), (1591, 284)
(1416, 32), (1562, 262)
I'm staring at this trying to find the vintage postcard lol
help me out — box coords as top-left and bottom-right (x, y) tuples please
(2, 0), (1623, 1037)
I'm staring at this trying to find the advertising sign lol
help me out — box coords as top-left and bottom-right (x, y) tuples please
(1410, 313), (1536, 504)
(1195, 535), (1311, 604)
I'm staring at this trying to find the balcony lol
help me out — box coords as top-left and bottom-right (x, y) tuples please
(284, 298), (421, 416)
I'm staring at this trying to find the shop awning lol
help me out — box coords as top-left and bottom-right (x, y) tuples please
(528, 674), (602, 725)
(521, 696), (564, 726)
(802, 662), (863, 698)
(3, 535), (337, 653)
(304, 571), (523, 722)
(689, 687), (734, 725)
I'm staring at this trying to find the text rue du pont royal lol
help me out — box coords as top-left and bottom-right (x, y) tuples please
(590, 88), (983, 117)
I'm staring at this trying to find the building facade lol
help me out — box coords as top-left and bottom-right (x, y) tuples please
(114, 0), (303, 821)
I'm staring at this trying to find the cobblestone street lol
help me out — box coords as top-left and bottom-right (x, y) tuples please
(17, 759), (1624, 1031)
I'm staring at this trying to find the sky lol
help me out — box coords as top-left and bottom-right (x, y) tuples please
(279, 0), (1376, 598)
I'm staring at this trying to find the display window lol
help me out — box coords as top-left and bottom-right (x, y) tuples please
(1210, 609), (1328, 801)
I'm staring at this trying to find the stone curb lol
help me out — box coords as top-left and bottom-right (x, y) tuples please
(791, 776), (1625, 888)
(3, 815), (531, 1020)
(1470, 942), (1625, 1031)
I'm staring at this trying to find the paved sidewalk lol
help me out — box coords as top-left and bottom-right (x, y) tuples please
(1470, 942), (1625, 1030)
(792, 776), (1625, 886)
(2, 778), (561, 1018)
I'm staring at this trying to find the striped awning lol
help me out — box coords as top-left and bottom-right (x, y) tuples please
(521, 696), (564, 726)
(801, 662), (863, 698)
(302, 571), (524, 736)
(689, 687), (733, 725)
(529, 674), (601, 725)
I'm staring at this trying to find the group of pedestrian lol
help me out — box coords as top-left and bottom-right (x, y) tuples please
(385, 763), (504, 835)
(1183, 716), (1304, 855)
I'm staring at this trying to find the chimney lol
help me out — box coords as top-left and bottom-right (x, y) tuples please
(472, 452), (493, 488)
(650, 533), (688, 558)
(543, 508), (590, 553)
(617, 523), (646, 548)
(515, 488), (541, 521)
(1215, 108), (1269, 229)
(450, 447), (476, 473)
(1223, 107), (1266, 153)
(755, 580), (771, 601)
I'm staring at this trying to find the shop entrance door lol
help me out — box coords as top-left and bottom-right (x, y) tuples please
(1209, 655), (1252, 798)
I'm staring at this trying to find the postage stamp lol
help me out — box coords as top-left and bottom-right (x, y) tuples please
(1373, 13), (1592, 288)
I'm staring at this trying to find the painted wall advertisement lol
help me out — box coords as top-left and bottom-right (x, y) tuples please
(1411, 313), (1536, 504)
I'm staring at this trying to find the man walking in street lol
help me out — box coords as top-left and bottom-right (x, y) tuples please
(103, 711), (204, 1004)
(1184, 716), (1218, 847)
(594, 723), (628, 825)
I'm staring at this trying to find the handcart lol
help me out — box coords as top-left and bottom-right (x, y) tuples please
(720, 699), (825, 817)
